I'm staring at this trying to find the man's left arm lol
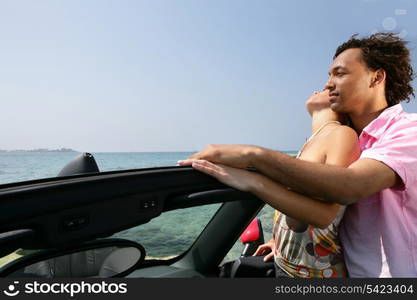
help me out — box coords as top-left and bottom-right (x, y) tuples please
(250, 122), (417, 204)
(180, 123), (417, 204)
(248, 148), (399, 205)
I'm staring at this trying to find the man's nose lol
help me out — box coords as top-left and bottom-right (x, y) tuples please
(324, 78), (335, 91)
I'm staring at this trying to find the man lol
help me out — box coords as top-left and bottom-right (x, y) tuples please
(178, 33), (417, 277)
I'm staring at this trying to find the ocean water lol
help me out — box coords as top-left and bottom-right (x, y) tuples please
(0, 152), (196, 185)
(0, 151), (290, 262)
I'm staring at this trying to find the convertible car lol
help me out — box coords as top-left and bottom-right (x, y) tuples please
(0, 153), (275, 278)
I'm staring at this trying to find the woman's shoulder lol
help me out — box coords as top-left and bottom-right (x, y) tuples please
(319, 125), (360, 157)
(328, 125), (358, 141)
(323, 124), (361, 165)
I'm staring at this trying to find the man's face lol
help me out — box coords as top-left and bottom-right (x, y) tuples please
(325, 48), (374, 114)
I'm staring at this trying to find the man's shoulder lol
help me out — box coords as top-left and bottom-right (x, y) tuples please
(373, 110), (417, 146)
(400, 110), (417, 123)
(389, 110), (417, 133)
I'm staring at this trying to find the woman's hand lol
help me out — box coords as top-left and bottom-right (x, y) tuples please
(253, 238), (276, 262)
(191, 159), (260, 192)
(178, 144), (258, 169)
(305, 90), (332, 116)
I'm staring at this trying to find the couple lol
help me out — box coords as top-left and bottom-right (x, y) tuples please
(178, 33), (417, 278)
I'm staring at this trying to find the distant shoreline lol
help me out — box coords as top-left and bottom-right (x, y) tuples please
(0, 148), (78, 153)
(0, 149), (298, 154)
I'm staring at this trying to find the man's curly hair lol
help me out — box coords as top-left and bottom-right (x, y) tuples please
(334, 33), (415, 106)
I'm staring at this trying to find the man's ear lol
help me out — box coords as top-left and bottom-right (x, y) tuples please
(370, 69), (386, 87)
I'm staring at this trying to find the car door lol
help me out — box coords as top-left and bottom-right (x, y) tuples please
(0, 166), (264, 277)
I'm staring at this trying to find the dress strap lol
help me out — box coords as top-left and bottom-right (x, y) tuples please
(296, 121), (341, 159)
(310, 121), (341, 140)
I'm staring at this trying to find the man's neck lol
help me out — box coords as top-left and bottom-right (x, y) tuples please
(349, 100), (389, 133)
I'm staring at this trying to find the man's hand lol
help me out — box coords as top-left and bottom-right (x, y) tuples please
(253, 238), (276, 262)
(189, 159), (260, 192)
(178, 144), (258, 168)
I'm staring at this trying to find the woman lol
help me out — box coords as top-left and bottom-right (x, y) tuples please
(190, 90), (360, 278)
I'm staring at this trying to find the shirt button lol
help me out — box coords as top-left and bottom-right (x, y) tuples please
(363, 133), (368, 138)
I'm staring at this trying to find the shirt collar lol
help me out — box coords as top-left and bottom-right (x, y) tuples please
(361, 104), (403, 139)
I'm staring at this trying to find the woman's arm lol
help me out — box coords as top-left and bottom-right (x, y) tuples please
(249, 173), (340, 229)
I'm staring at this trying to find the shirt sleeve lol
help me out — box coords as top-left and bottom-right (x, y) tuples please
(360, 124), (417, 189)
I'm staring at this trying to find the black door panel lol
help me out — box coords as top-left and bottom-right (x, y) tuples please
(0, 167), (259, 251)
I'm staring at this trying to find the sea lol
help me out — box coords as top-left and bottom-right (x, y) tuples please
(0, 151), (295, 262)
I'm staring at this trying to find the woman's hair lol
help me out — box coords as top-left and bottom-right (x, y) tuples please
(334, 33), (415, 106)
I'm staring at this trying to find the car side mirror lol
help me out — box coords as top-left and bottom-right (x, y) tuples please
(0, 239), (145, 278)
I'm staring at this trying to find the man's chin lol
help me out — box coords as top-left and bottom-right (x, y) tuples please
(330, 102), (343, 113)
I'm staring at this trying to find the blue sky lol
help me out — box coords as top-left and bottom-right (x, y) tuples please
(1, 0), (416, 152)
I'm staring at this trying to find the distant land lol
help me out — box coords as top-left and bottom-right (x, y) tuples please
(0, 148), (78, 153)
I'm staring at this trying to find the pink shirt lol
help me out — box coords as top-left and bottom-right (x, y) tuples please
(340, 104), (417, 277)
